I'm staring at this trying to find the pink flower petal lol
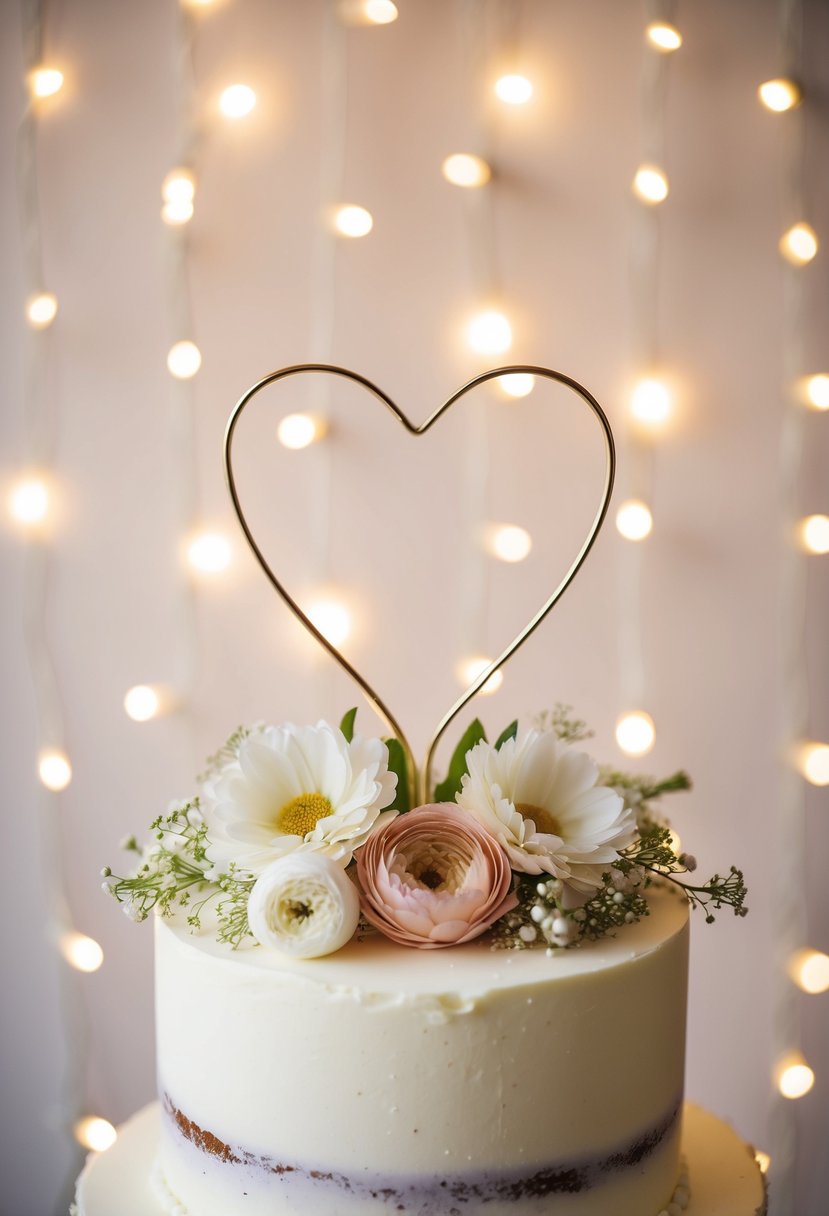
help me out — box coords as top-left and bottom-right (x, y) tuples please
(357, 803), (515, 950)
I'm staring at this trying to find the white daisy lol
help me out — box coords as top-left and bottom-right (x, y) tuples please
(456, 729), (636, 893)
(202, 721), (398, 873)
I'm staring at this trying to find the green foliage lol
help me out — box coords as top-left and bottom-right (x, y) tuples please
(339, 707), (357, 743)
(433, 718), (486, 802)
(494, 720), (518, 750)
(384, 737), (411, 813)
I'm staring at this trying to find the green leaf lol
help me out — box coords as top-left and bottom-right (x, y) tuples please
(339, 707), (357, 743)
(494, 720), (518, 750)
(647, 770), (692, 797)
(433, 718), (487, 803)
(385, 738), (411, 813)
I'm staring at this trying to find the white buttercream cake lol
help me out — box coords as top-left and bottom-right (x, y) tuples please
(153, 889), (689, 1215)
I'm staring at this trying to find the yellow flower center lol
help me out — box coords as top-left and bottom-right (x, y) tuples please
(276, 792), (333, 837)
(516, 802), (561, 837)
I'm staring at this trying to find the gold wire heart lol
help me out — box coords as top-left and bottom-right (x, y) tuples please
(224, 364), (615, 805)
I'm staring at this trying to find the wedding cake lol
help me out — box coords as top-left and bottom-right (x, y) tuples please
(74, 366), (763, 1215)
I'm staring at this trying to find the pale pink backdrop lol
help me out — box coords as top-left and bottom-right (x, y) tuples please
(1, 2), (827, 1214)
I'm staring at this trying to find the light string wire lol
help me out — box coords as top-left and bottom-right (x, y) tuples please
(166, 1), (203, 734)
(453, 0), (504, 713)
(617, 0), (677, 731)
(307, 0), (349, 714)
(449, 0), (520, 715)
(15, 0), (90, 1208)
(770, 0), (809, 1209)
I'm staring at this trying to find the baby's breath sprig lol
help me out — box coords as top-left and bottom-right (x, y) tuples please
(197, 724), (255, 784)
(215, 864), (256, 949)
(575, 873), (651, 942)
(492, 865), (652, 952)
(491, 822), (747, 952)
(621, 826), (748, 923)
(534, 704), (593, 744)
(102, 801), (257, 945)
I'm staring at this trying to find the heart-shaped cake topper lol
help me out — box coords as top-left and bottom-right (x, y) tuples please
(224, 364), (615, 805)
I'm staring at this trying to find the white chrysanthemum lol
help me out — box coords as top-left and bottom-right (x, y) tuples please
(456, 730), (636, 892)
(202, 721), (397, 873)
(248, 854), (361, 958)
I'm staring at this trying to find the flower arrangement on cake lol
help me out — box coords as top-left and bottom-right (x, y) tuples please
(103, 704), (746, 959)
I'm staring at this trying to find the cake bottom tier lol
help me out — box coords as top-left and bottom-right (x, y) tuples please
(73, 1102), (767, 1216)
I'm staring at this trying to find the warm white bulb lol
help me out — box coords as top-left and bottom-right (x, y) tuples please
(631, 377), (671, 426)
(616, 499), (653, 541)
(334, 204), (374, 238)
(161, 198), (194, 225)
(308, 599), (352, 647)
(616, 711), (656, 758)
(776, 1056), (815, 1100)
(487, 524), (532, 563)
(26, 292), (58, 329)
(29, 67), (64, 99)
(442, 153), (492, 189)
(124, 685), (162, 722)
(277, 413), (327, 450)
(74, 1116), (117, 1153)
(789, 949), (829, 995)
(802, 374), (829, 410)
(161, 170), (195, 223)
(798, 514), (829, 555)
(457, 656), (504, 696)
(466, 309), (512, 356)
(337, 0), (399, 23)
(754, 1150), (771, 1175)
(646, 22), (683, 52)
(796, 742), (829, 786)
(162, 169), (196, 205)
(758, 78), (801, 113)
(633, 164), (669, 204)
(9, 477), (50, 526)
(38, 749), (72, 791)
(167, 340), (202, 379)
(219, 84), (257, 119)
(363, 0), (398, 22)
(187, 532), (231, 574)
(60, 932), (104, 973)
(498, 373), (534, 399)
(780, 223), (818, 265)
(495, 74), (533, 105)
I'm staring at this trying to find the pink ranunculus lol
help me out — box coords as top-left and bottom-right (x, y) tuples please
(356, 803), (517, 949)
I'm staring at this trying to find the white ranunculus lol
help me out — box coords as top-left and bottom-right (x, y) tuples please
(456, 729), (637, 894)
(248, 853), (361, 958)
(202, 721), (398, 873)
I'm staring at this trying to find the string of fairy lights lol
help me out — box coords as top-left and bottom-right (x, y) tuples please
(760, 0), (829, 1207)
(8, 0), (827, 1203)
(12, 0), (114, 1187)
(612, 3), (682, 766)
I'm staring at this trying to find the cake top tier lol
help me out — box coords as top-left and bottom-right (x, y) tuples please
(159, 887), (689, 997)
